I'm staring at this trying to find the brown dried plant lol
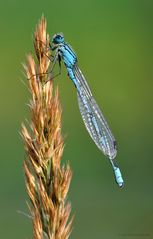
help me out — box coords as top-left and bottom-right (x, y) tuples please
(21, 16), (73, 239)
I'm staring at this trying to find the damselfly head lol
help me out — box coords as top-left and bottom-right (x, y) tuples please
(52, 33), (64, 44)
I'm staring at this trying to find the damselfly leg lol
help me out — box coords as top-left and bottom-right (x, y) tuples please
(28, 46), (61, 83)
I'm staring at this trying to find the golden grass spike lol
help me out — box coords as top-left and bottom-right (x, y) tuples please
(21, 16), (73, 239)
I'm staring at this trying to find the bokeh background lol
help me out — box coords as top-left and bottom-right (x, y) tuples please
(0, 0), (153, 238)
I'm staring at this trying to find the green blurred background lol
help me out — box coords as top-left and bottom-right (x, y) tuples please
(0, 0), (153, 238)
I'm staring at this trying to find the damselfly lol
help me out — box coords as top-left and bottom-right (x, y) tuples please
(44, 33), (124, 188)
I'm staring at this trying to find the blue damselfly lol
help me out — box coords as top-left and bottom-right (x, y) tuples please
(40, 33), (124, 188)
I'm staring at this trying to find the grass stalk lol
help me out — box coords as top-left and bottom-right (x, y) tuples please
(21, 16), (73, 239)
